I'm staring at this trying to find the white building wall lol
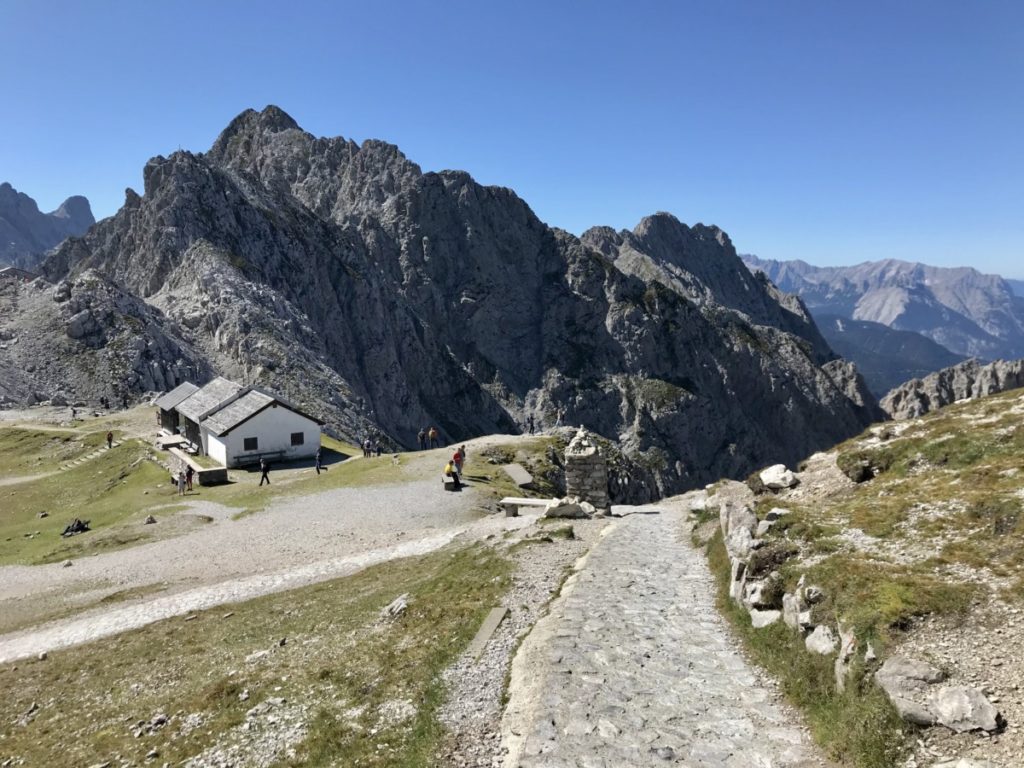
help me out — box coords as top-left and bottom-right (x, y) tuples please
(207, 435), (228, 467)
(217, 404), (320, 468)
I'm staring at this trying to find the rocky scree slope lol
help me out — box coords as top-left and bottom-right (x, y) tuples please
(881, 357), (1024, 420)
(744, 255), (1024, 362)
(4, 106), (879, 495)
(0, 182), (94, 270)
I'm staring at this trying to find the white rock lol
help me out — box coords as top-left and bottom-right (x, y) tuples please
(805, 625), (838, 655)
(750, 609), (782, 628)
(759, 464), (799, 490)
(931, 686), (1001, 733)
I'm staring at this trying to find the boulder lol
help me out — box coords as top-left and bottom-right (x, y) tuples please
(726, 525), (756, 558)
(759, 464), (799, 490)
(805, 625), (838, 655)
(544, 500), (588, 519)
(875, 656), (945, 726)
(750, 609), (781, 628)
(931, 759), (996, 768)
(931, 686), (1001, 733)
(720, 501), (757, 538)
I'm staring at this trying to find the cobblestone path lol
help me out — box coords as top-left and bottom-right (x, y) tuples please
(502, 504), (828, 767)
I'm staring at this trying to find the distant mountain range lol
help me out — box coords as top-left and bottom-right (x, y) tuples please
(1008, 279), (1024, 298)
(0, 183), (94, 270)
(742, 255), (1024, 395)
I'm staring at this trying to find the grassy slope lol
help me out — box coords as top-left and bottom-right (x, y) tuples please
(0, 544), (511, 767)
(701, 387), (1024, 767)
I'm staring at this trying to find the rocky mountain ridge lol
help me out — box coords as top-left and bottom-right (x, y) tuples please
(0, 182), (94, 270)
(743, 254), (1024, 362)
(880, 357), (1024, 419)
(2, 106), (879, 495)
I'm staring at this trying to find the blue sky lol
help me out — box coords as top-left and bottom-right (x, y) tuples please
(2, 0), (1022, 277)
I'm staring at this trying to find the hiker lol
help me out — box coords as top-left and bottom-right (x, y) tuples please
(315, 447), (327, 475)
(106, 431), (114, 450)
(453, 445), (465, 476)
(122, 394), (128, 409)
(528, 414), (535, 435)
(185, 465), (194, 491)
(444, 460), (462, 490)
(259, 458), (271, 486)
(417, 428), (426, 450)
(70, 406), (77, 421)
(428, 426), (439, 449)
(375, 439), (382, 457)
(177, 470), (186, 496)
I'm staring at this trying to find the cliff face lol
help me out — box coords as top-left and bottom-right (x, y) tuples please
(0, 183), (94, 270)
(881, 358), (1024, 420)
(3, 106), (880, 494)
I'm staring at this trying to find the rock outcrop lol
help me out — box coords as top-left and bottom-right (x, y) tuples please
(881, 358), (1024, 419)
(2, 106), (879, 494)
(0, 183), (94, 270)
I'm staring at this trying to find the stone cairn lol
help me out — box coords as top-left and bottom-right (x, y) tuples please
(563, 428), (610, 514)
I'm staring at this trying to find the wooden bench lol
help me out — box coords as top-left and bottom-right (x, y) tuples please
(234, 450), (286, 468)
(499, 496), (551, 517)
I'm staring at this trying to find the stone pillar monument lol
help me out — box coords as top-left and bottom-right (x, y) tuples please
(564, 428), (610, 514)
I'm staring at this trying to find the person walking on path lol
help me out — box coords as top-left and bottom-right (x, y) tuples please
(528, 414), (535, 435)
(453, 445), (466, 477)
(417, 428), (426, 450)
(106, 431), (114, 450)
(185, 465), (194, 492)
(177, 470), (186, 496)
(259, 458), (271, 486)
(315, 447), (327, 475)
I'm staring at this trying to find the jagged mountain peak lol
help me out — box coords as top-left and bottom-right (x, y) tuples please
(212, 105), (302, 145)
(7, 108), (882, 497)
(0, 182), (95, 270)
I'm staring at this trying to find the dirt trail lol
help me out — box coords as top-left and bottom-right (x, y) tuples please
(0, 433), (548, 663)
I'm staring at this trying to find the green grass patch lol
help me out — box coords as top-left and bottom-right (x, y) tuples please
(0, 426), (110, 479)
(0, 437), (183, 565)
(0, 543), (512, 767)
(706, 530), (911, 767)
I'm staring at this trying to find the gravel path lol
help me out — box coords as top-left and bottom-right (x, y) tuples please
(501, 503), (829, 768)
(0, 477), (532, 664)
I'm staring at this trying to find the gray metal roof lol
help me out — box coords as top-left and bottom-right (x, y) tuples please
(176, 377), (244, 423)
(203, 390), (277, 436)
(154, 382), (200, 412)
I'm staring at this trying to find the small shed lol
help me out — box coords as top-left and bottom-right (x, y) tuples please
(202, 390), (322, 467)
(175, 377), (244, 451)
(154, 382), (200, 434)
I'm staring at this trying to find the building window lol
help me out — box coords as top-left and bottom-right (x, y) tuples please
(244, 437), (258, 451)
(290, 432), (305, 446)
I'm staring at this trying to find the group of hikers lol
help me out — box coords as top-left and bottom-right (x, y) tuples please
(416, 426), (440, 449)
(176, 465), (195, 495)
(361, 436), (383, 457)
